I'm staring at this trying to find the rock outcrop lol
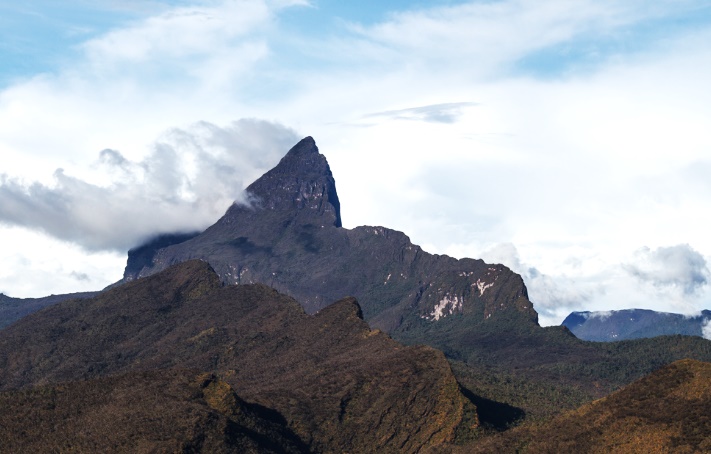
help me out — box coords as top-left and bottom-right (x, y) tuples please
(122, 137), (537, 334)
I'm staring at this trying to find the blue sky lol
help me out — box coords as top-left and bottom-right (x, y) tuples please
(1, 0), (711, 325)
(0, 1), (461, 83)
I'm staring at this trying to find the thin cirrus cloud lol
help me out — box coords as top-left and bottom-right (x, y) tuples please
(79, 1), (274, 64)
(362, 102), (478, 124)
(348, 0), (707, 75)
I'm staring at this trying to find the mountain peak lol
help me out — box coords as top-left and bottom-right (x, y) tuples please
(239, 136), (342, 227)
(284, 136), (317, 157)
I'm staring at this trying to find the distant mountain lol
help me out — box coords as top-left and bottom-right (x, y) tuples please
(464, 359), (711, 453)
(0, 291), (97, 330)
(562, 309), (711, 341)
(0, 260), (475, 452)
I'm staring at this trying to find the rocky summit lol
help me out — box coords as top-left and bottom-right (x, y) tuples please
(123, 136), (537, 334)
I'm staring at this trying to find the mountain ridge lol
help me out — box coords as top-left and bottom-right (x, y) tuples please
(122, 137), (537, 332)
(563, 309), (711, 341)
(0, 259), (475, 452)
(0, 291), (98, 330)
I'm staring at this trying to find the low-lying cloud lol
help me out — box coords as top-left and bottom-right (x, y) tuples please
(480, 242), (597, 323)
(624, 244), (709, 296)
(702, 318), (711, 341)
(0, 118), (299, 252)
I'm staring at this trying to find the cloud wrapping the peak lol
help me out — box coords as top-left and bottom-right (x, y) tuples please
(0, 119), (299, 251)
(588, 311), (614, 321)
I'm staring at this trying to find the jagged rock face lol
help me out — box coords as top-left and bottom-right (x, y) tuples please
(238, 136), (342, 227)
(0, 260), (474, 453)
(123, 137), (537, 333)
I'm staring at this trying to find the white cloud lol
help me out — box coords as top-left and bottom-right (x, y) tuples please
(478, 243), (598, 325)
(0, 119), (298, 251)
(624, 244), (710, 296)
(587, 311), (614, 321)
(347, 0), (705, 77)
(702, 318), (711, 341)
(0, 226), (125, 298)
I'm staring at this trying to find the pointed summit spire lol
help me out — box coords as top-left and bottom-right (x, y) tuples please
(283, 136), (317, 158)
(242, 137), (342, 227)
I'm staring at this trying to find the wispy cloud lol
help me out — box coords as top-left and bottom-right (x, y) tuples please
(363, 102), (477, 124)
(348, 0), (708, 77)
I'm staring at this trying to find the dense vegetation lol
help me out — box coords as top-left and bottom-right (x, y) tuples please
(396, 313), (711, 420)
(0, 260), (474, 453)
(0, 369), (307, 453)
(0, 291), (96, 329)
(456, 359), (711, 453)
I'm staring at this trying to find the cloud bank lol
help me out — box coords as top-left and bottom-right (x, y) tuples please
(624, 244), (710, 296)
(0, 119), (298, 251)
(480, 243), (598, 323)
(478, 242), (711, 326)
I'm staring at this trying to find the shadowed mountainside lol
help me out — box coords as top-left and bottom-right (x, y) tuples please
(0, 260), (476, 453)
(458, 359), (711, 453)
